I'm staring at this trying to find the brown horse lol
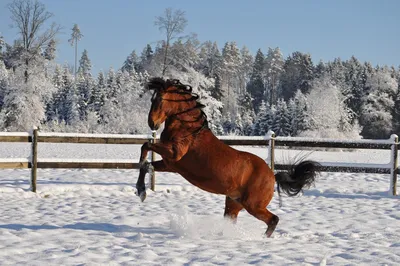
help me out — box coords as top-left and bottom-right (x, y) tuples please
(136, 78), (319, 237)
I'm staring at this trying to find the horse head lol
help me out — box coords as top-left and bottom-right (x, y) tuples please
(146, 78), (197, 130)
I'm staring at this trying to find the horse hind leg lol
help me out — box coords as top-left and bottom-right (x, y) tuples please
(241, 183), (279, 237)
(243, 202), (279, 238)
(224, 196), (244, 223)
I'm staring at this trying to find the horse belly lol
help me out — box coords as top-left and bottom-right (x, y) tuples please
(171, 151), (250, 195)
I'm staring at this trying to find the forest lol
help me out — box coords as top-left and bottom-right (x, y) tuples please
(0, 0), (399, 139)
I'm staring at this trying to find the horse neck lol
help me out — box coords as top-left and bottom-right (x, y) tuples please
(162, 107), (208, 141)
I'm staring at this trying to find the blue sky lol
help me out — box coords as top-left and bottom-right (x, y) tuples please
(1, 0), (399, 74)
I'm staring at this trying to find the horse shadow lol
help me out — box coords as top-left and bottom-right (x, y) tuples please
(303, 189), (395, 200)
(0, 222), (171, 236)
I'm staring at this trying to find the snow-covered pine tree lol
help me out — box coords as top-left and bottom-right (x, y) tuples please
(279, 51), (314, 100)
(89, 72), (106, 122)
(58, 67), (75, 123)
(121, 50), (139, 73)
(238, 46), (253, 95)
(247, 49), (265, 112)
(221, 41), (241, 115)
(360, 66), (398, 138)
(344, 56), (364, 118)
(197, 41), (222, 78)
(272, 99), (291, 136)
(237, 91), (255, 135)
(393, 84), (400, 135)
(43, 39), (56, 61)
(0, 60), (9, 111)
(252, 100), (274, 136)
(287, 90), (309, 136)
(314, 60), (326, 78)
(138, 44), (154, 73)
(77, 49), (92, 77)
(264, 47), (284, 105)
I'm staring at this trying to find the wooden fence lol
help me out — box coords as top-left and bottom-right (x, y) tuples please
(0, 130), (398, 195)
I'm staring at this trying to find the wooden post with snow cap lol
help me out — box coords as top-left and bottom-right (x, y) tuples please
(30, 128), (38, 192)
(390, 134), (398, 196)
(267, 130), (275, 172)
(150, 131), (157, 191)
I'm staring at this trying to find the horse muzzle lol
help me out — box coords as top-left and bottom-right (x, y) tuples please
(148, 119), (160, 131)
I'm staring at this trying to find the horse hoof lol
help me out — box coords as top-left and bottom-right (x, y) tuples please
(139, 191), (147, 202)
(265, 215), (279, 237)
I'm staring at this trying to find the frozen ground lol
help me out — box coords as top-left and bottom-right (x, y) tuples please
(0, 143), (399, 265)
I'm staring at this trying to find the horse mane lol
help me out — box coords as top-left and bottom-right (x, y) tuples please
(147, 77), (193, 93)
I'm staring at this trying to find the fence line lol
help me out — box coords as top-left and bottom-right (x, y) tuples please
(0, 130), (398, 195)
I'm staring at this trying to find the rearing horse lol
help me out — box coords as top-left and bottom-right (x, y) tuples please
(136, 78), (319, 237)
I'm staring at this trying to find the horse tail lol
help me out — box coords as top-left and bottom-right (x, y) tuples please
(275, 160), (320, 197)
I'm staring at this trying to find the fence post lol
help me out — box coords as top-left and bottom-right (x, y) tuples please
(390, 134), (398, 196)
(267, 130), (275, 172)
(30, 128), (38, 192)
(150, 131), (156, 191)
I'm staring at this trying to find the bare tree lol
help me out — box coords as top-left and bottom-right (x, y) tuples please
(8, 0), (61, 81)
(68, 24), (83, 78)
(154, 8), (187, 76)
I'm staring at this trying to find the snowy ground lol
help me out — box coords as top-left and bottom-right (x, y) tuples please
(0, 143), (399, 265)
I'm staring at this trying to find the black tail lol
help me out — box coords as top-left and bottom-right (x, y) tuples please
(275, 160), (320, 196)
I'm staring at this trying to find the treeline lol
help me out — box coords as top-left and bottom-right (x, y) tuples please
(0, 1), (399, 139)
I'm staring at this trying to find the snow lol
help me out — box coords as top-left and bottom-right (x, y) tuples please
(0, 144), (399, 265)
(39, 132), (152, 139)
(0, 132), (30, 137)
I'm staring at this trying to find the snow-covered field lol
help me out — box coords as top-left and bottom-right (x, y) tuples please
(0, 143), (399, 265)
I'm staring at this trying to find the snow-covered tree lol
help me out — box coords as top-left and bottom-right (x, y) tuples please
(287, 90), (309, 136)
(221, 41), (241, 116)
(68, 24), (83, 76)
(360, 67), (398, 138)
(0, 58), (55, 131)
(77, 49), (92, 77)
(237, 91), (255, 135)
(43, 38), (56, 61)
(138, 44), (154, 73)
(302, 75), (360, 139)
(279, 51), (314, 100)
(272, 99), (291, 136)
(121, 50), (139, 73)
(264, 47), (284, 105)
(344, 56), (364, 117)
(238, 46), (253, 95)
(247, 49), (265, 112)
(0, 61), (9, 110)
(89, 72), (106, 120)
(393, 86), (400, 135)
(197, 41), (222, 78)
(252, 100), (275, 136)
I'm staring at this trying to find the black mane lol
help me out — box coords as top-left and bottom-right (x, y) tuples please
(146, 77), (192, 93)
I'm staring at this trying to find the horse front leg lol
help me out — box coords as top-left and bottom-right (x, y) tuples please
(136, 141), (183, 202)
(136, 142), (153, 202)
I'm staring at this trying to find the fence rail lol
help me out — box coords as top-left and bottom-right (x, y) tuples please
(0, 130), (398, 195)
